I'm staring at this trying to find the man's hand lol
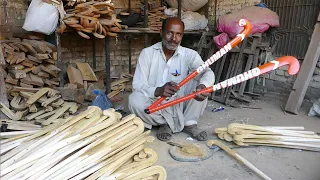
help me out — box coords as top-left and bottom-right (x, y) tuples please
(194, 84), (209, 101)
(154, 82), (179, 97)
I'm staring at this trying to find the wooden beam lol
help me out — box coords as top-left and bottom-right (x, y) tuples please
(285, 17), (320, 114)
(0, 67), (9, 118)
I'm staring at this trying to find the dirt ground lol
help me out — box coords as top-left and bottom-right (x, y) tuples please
(119, 91), (320, 180)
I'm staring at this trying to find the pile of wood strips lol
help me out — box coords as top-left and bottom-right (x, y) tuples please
(215, 123), (320, 152)
(0, 107), (167, 179)
(0, 87), (78, 127)
(1, 38), (60, 91)
(108, 73), (133, 98)
(59, 1), (122, 39)
(148, 7), (167, 32)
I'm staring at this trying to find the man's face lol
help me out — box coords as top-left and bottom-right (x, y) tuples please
(162, 21), (184, 51)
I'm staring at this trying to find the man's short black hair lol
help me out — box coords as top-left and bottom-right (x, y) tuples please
(161, 17), (185, 33)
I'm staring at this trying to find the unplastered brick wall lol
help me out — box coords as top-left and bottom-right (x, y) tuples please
(261, 59), (320, 99)
(61, 33), (144, 77)
(0, 0), (27, 38)
(208, 0), (261, 24)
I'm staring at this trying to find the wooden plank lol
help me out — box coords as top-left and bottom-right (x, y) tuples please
(38, 71), (50, 78)
(20, 42), (37, 54)
(43, 59), (56, 64)
(12, 86), (40, 92)
(9, 70), (27, 79)
(76, 62), (98, 81)
(22, 39), (48, 53)
(14, 43), (28, 52)
(20, 82), (33, 88)
(29, 73), (44, 86)
(67, 66), (84, 88)
(285, 21), (320, 114)
(0, 45), (5, 66)
(52, 52), (57, 61)
(40, 65), (58, 77)
(5, 77), (19, 86)
(20, 73), (32, 85)
(0, 68), (9, 118)
(27, 55), (42, 63)
(35, 53), (50, 60)
(45, 64), (61, 72)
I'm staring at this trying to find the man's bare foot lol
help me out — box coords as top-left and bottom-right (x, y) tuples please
(157, 124), (172, 142)
(182, 124), (207, 141)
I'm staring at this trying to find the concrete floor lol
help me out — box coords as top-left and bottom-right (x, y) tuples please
(138, 92), (320, 180)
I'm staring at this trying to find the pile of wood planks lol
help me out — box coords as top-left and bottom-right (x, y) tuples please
(59, 1), (123, 39)
(215, 123), (320, 152)
(0, 107), (167, 180)
(1, 38), (60, 95)
(108, 73), (134, 98)
(148, 7), (167, 32)
(0, 87), (78, 127)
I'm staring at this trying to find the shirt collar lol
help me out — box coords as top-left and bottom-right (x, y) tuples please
(153, 42), (182, 56)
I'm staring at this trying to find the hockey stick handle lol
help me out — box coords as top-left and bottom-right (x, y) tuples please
(145, 56), (300, 114)
(147, 19), (253, 110)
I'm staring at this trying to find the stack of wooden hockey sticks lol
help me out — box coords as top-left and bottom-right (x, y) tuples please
(0, 106), (166, 180)
(215, 123), (320, 151)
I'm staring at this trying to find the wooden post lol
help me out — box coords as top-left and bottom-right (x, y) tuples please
(0, 67), (9, 119)
(285, 13), (320, 114)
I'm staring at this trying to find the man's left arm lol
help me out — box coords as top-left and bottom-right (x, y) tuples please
(190, 53), (215, 101)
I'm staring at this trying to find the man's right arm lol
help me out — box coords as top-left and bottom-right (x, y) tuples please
(132, 49), (158, 98)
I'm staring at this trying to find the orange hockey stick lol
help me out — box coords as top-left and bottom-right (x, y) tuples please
(145, 56), (300, 114)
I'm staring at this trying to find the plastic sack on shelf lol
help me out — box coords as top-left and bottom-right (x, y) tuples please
(182, 11), (208, 31)
(22, 0), (59, 35)
(91, 90), (113, 111)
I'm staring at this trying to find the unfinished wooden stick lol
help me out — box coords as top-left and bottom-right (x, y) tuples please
(207, 140), (272, 180)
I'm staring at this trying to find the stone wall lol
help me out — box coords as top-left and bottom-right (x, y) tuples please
(0, 0), (27, 38)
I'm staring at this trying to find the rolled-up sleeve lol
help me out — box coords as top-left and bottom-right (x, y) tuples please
(190, 53), (215, 87)
(132, 49), (157, 98)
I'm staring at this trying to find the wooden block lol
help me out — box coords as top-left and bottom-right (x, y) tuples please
(41, 41), (57, 52)
(22, 61), (34, 68)
(5, 76), (19, 85)
(14, 52), (26, 64)
(12, 86), (40, 93)
(29, 73), (44, 86)
(20, 42), (37, 54)
(8, 64), (25, 70)
(45, 64), (61, 72)
(27, 55), (42, 63)
(43, 59), (56, 64)
(0, 44), (5, 66)
(20, 82), (33, 88)
(8, 43), (20, 51)
(67, 66), (84, 88)
(9, 70), (27, 79)
(64, 83), (78, 89)
(23, 67), (33, 73)
(52, 52), (57, 61)
(14, 43), (28, 52)
(21, 73), (32, 85)
(22, 39), (47, 53)
(40, 65), (58, 77)
(76, 62), (98, 81)
(1, 43), (15, 53)
(35, 53), (50, 60)
(24, 59), (39, 66)
(50, 77), (59, 82)
(31, 66), (42, 74)
(38, 71), (50, 78)
(55, 87), (85, 104)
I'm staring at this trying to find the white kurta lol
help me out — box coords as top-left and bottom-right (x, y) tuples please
(129, 42), (215, 133)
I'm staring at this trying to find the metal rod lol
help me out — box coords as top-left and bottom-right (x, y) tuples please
(55, 31), (65, 87)
(105, 36), (111, 94)
(92, 37), (96, 69)
(178, 0), (182, 19)
(128, 37), (132, 74)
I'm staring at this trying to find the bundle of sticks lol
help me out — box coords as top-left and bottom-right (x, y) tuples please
(148, 7), (167, 32)
(108, 73), (134, 98)
(215, 123), (320, 152)
(1, 38), (60, 92)
(0, 107), (167, 180)
(0, 87), (78, 127)
(59, 1), (122, 39)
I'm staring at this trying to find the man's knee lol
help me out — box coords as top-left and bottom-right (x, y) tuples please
(128, 92), (150, 112)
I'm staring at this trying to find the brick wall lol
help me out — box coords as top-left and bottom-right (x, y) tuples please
(60, 33), (144, 77)
(0, 0), (27, 38)
(208, 0), (261, 24)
